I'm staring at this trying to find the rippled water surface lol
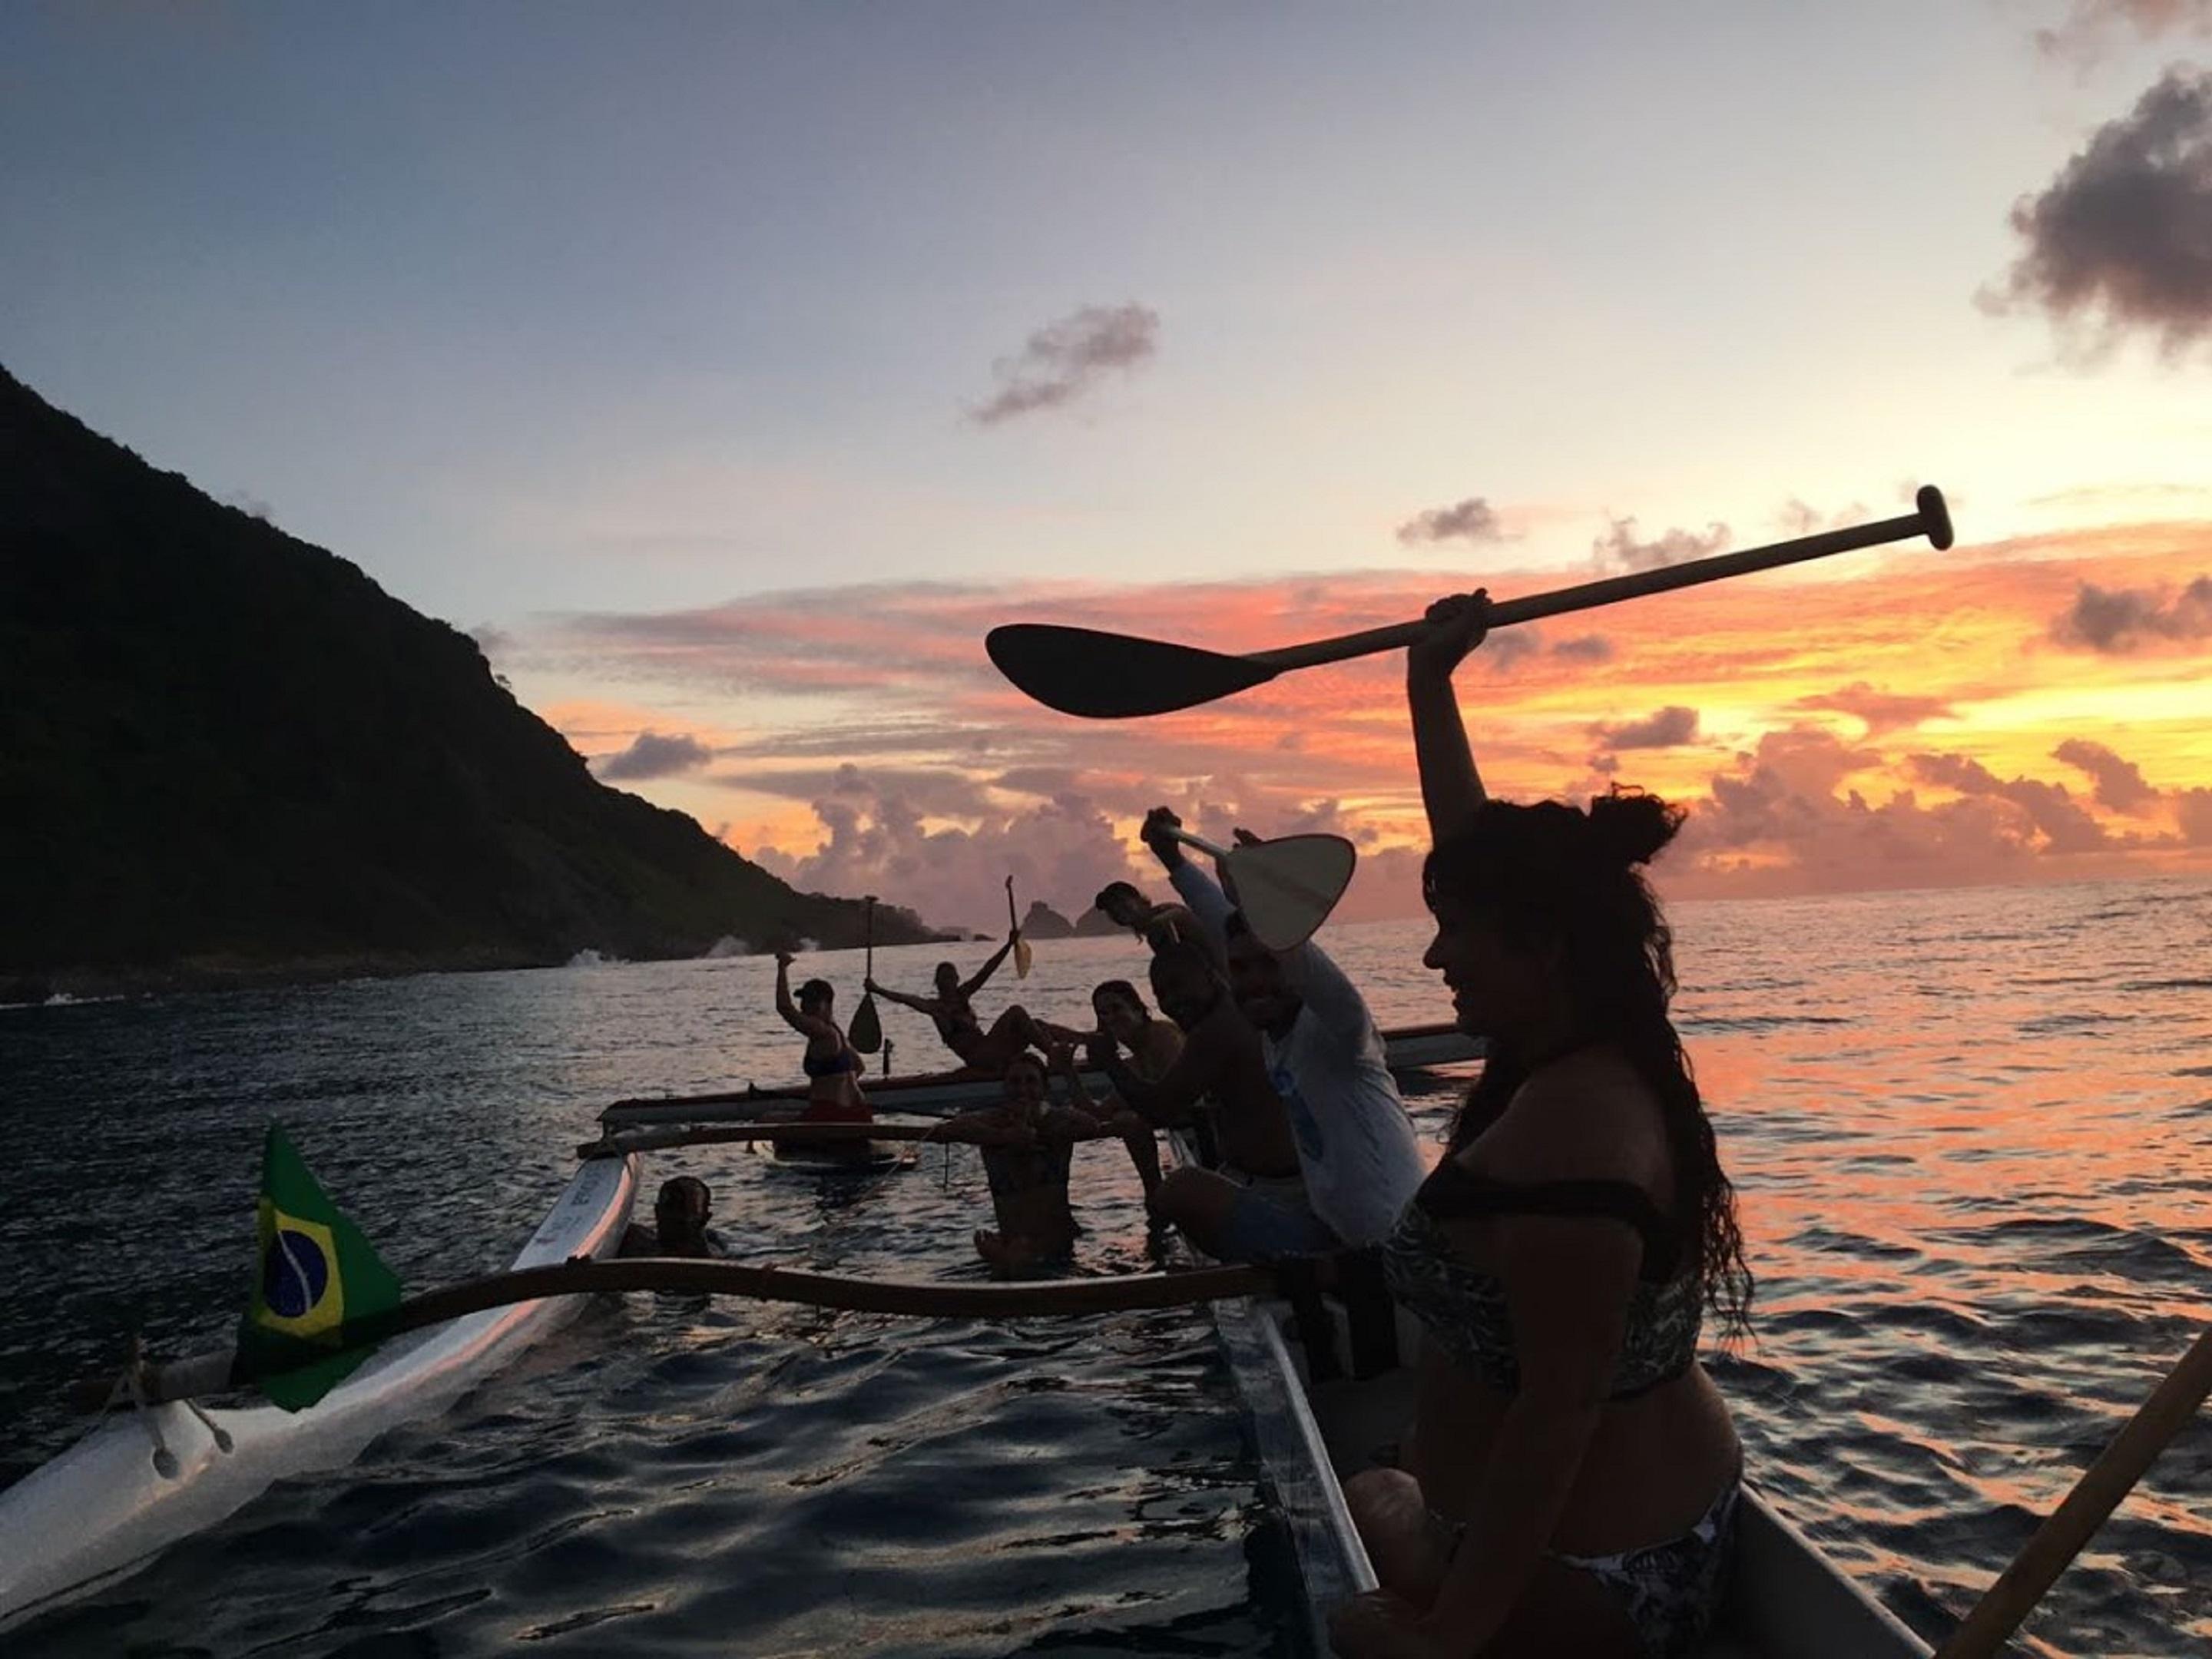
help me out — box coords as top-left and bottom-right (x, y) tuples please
(4, 876), (2210, 1656)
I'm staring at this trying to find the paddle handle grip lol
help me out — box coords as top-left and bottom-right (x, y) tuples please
(1164, 826), (1235, 861)
(1932, 1324), (2212, 1659)
(1251, 487), (1952, 674)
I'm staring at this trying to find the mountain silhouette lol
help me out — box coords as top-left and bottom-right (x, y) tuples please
(0, 366), (945, 998)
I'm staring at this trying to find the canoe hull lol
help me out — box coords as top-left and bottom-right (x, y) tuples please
(0, 1153), (639, 1632)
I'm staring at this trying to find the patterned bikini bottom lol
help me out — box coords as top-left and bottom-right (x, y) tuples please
(1428, 1469), (1740, 1659)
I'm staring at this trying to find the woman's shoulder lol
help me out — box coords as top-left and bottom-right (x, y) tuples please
(1481, 1051), (1667, 1182)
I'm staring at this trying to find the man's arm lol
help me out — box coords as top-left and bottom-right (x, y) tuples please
(1091, 1025), (1224, 1127)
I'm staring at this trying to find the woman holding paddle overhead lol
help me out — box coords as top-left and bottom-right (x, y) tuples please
(865, 934), (1084, 1077)
(773, 952), (870, 1124)
(1330, 594), (1751, 1659)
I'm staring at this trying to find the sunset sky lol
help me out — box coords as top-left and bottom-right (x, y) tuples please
(5, 2), (2208, 932)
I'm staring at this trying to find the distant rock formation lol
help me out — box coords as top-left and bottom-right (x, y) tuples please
(1018, 900), (1076, 939)
(1071, 907), (1125, 938)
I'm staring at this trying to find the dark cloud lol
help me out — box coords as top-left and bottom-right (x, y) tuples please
(1396, 497), (1505, 546)
(2179, 787), (2212, 843)
(2035, 2), (2212, 67)
(1909, 753), (2108, 852)
(1985, 66), (2212, 356)
(2054, 737), (2161, 811)
(1482, 630), (1543, 671)
(1551, 634), (1614, 663)
(597, 731), (714, 781)
(1592, 705), (1700, 750)
(970, 303), (1161, 425)
(1795, 681), (1957, 737)
(2048, 574), (2212, 650)
(1591, 517), (1731, 573)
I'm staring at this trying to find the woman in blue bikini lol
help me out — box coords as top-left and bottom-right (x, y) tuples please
(1330, 594), (1753, 1659)
(774, 950), (869, 1124)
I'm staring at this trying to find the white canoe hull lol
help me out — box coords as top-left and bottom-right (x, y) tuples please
(0, 1152), (639, 1632)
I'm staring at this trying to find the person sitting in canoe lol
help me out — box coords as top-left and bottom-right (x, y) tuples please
(1088, 941), (1329, 1260)
(618, 1176), (720, 1257)
(1093, 880), (1212, 962)
(1053, 979), (1186, 1196)
(922, 1051), (1118, 1276)
(864, 935), (1082, 1076)
(1329, 593), (1750, 1659)
(774, 951), (872, 1124)
(1134, 806), (1428, 1253)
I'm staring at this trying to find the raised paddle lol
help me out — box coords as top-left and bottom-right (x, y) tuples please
(1167, 825), (1353, 952)
(988, 485), (1955, 718)
(1930, 1325), (2212, 1659)
(1005, 876), (1033, 978)
(849, 896), (882, 1054)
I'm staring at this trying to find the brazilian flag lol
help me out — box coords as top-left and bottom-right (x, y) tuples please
(237, 1126), (403, 1410)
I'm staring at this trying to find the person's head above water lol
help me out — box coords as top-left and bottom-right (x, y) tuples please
(999, 1051), (1049, 1116)
(1094, 882), (1150, 929)
(1421, 786), (1684, 1053)
(653, 1176), (714, 1254)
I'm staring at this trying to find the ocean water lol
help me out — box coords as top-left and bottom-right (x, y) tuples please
(2, 876), (2209, 1657)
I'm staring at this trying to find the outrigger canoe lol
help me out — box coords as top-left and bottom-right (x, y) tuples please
(0, 1154), (639, 1633)
(1162, 1125), (1932, 1657)
(599, 1021), (1485, 1128)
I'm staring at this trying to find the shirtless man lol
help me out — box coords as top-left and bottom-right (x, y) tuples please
(1088, 942), (1330, 1261)
(1055, 979), (1184, 1196)
(1093, 881), (1210, 962)
(924, 1052), (1118, 1275)
(865, 933), (1082, 1075)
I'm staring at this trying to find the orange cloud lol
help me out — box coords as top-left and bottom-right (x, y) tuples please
(505, 522), (2212, 930)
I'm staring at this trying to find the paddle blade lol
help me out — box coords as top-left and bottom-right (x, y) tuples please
(1014, 935), (1034, 979)
(986, 624), (1278, 719)
(1224, 834), (1357, 952)
(850, 992), (882, 1054)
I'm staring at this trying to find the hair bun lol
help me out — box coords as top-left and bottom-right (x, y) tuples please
(1585, 786), (1684, 869)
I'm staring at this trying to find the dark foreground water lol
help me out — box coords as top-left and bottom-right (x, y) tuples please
(3, 877), (2209, 1657)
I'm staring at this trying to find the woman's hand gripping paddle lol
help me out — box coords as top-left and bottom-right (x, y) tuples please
(987, 485), (1955, 718)
(1005, 876), (1033, 978)
(849, 896), (882, 1054)
(1170, 826), (1354, 952)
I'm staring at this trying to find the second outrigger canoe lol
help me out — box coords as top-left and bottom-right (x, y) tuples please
(0, 1154), (639, 1633)
(599, 1021), (1485, 1128)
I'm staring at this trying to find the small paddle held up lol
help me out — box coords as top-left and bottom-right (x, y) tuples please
(1144, 808), (1353, 952)
(988, 484), (1954, 718)
(849, 896), (882, 1054)
(1006, 876), (1033, 978)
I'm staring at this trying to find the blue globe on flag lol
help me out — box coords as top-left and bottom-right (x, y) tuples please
(263, 1227), (332, 1320)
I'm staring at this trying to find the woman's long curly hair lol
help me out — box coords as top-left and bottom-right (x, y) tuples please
(1425, 786), (1753, 1345)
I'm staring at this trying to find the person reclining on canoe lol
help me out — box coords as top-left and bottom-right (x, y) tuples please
(618, 1176), (721, 1258)
(1329, 593), (1750, 1659)
(865, 935), (1084, 1076)
(922, 1051), (1119, 1276)
(774, 950), (871, 1124)
(1052, 979), (1185, 1197)
(1131, 806), (1428, 1255)
(1093, 880), (1213, 962)
(1087, 942), (1328, 1260)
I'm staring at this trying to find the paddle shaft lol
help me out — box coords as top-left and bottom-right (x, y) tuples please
(117, 1257), (1277, 1403)
(1932, 1326), (2212, 1659)
(582, 1121), (954, 1157)
(1251, 493), (1951, 675)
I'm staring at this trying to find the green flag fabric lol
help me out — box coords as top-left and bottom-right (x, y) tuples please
(236, 1125), (403, 1410)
